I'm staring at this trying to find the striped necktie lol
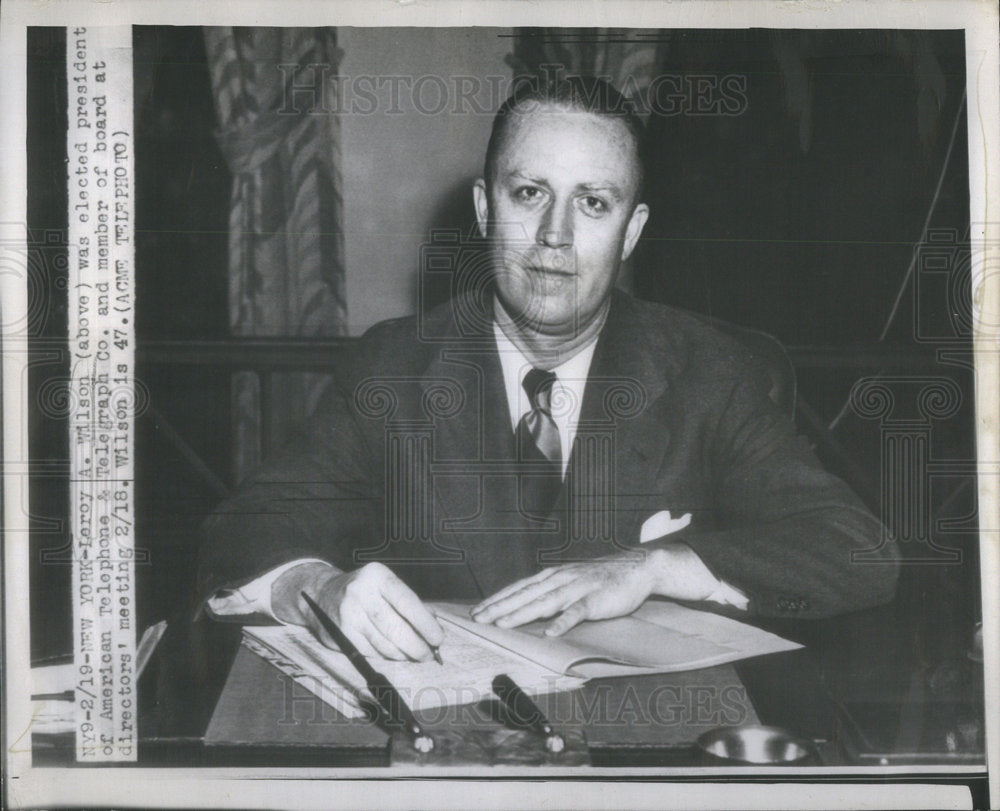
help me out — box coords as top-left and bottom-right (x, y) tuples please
(515, 367), (562, 516)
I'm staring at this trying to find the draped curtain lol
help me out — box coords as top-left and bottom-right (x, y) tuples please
(508, 28), (662, 111)
(510, 28), (947, 150)
(204, 27), (348, 483)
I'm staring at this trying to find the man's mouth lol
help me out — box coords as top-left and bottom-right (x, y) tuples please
(526, 264), (574, 277)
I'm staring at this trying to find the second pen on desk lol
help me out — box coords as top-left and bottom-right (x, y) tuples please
(300, 591), (435, 753)
(492, 673), (565, 753)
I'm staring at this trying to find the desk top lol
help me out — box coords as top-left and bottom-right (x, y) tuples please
(33, 603), (986, 769)
(204, 644), (761, 766)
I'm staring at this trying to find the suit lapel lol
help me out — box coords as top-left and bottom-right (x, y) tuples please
(421, 302), (539, 596)
(422, 291), (681, 589)
(552, 292), (678, 559)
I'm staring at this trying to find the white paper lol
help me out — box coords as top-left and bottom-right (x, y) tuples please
(245, 618), (585, 719)
(434, 601), (802, 679)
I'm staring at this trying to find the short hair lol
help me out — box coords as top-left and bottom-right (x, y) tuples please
(483, 75), (647, 203)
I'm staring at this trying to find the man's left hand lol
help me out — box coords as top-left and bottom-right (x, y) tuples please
(470, 544), (723, 635)
(470, 552), (658, 636)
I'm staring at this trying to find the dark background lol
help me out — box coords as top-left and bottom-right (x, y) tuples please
(26, 28), (978, 681)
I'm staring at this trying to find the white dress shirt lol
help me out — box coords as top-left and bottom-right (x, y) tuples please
(207, 314), (747, 619)
(492, 320), (596, 478)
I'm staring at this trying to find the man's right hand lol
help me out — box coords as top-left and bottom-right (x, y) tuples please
(271, 561), (443, 662)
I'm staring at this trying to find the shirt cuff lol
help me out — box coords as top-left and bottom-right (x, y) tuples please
(704, 579), (750, 611)
(205, 558), (332, 622)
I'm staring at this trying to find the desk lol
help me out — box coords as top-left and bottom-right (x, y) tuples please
(32, 602), (986, 771)
(202, 643), (766, 767)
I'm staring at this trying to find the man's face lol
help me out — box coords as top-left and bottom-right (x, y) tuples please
(474, 105), (649, 338)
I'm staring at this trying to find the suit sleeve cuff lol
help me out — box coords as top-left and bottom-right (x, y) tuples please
(205, 558), (332, 622)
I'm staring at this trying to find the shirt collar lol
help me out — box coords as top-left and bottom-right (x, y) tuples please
(492, 318), (598, 431)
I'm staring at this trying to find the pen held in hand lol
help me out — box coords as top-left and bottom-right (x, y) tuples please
(425, 607), (444, 665)
(300, 591), (434, 753)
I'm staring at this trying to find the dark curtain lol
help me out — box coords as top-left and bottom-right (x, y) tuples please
(203, 27), (348, 482)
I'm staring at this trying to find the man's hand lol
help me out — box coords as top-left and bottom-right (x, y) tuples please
(272, 561), (443, 661)
(470, 544), (722, 636)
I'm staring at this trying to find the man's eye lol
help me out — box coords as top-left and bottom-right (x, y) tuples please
(580, 195), (608, 214)
(514, 186), (544, 203)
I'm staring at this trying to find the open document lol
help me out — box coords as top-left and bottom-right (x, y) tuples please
(242, 600), (800, 719)
(435, 600), (803, 678)
(243, 612), (587, 719)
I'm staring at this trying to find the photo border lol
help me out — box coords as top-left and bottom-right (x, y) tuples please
(2, 1), (997, 809)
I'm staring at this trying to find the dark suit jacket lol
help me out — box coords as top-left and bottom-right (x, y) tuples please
(199, 291), (899, 618)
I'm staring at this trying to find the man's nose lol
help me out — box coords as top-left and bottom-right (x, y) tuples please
(536, 201), (573, 248)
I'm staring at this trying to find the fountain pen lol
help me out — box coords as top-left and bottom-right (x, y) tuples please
(301, 591), (434, 753)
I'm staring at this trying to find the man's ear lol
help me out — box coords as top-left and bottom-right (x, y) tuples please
(621, 202), (649, 262)
(473, 178), (490, 238)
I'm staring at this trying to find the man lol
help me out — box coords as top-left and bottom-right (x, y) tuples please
(199, 77), (899, 663)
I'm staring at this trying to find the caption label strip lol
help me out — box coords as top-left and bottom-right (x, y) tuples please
(67, 25), (138, 762)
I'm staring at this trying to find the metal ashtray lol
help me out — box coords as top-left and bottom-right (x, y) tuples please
(696, 725), (816, 764)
